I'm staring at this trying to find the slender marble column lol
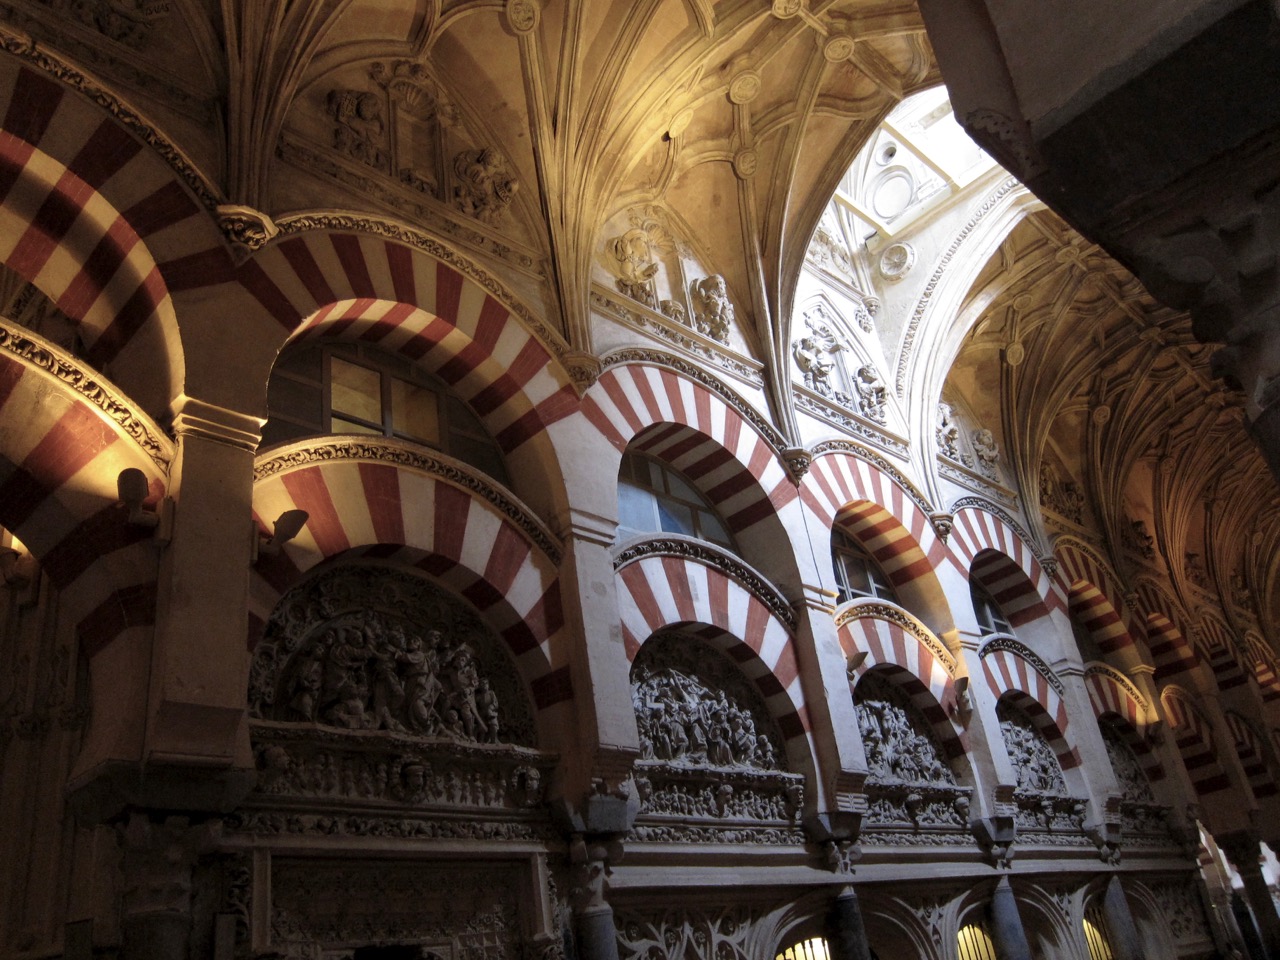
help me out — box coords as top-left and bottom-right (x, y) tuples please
(987, 877), (1032, 960)
(825, 885), (873, 960)
(1099, 876), (1143, 960)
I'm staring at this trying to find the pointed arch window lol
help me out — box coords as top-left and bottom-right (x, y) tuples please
(971, 581), (1013, 635)
(616, 450), (736, 550)
(831, 529), (896, 605)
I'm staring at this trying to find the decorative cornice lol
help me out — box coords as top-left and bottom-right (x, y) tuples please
(591, 287), (763, 387)
(600, 349), (788, 451)
(254, 438), (562, 565)
(895, 177), (1023, 398)
(835, 600), (955, 675)
(612, 535), (796, 631)
(271, 210), (571, 368)
(937, 456), (1016, 506)
(948, 496), (1052, 571)
(0, 24), (222, 211)
(793, 387), (908, 458)
(0, 320), (172, 466)
(979, 635), (1065, 697)
(1083, 662), (1148, 715)
(810, 439), (935, 518)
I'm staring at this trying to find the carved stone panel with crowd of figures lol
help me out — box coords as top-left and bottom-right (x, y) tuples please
(997, 699), (1088, 838)
(854, 671), (971, 837)
(246, 565), (548, 814)
(629, 632), (804, 839)
(1099, 720), (1174, 842)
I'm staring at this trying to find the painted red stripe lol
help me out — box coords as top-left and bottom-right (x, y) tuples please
(582, 396), (627, 450)
(434, 262), (463, 322)
(237, 260), (299, 329)
(599, 371), (645, 439)
(84, 266), (166, 367)
(0, 360), (24, 411)
(124, 181), (201, 238)
(161, 248), (235, 290)
(9, 171), (88, 279)
(78, 581), (157, 657)
(58, 215), (139, 319)
(357, 462), (404, 545)
(0, 141), (34, 209)
(358, 300), (417, 343)
(41, 503), (157, 588)
(386, 241), (415, 303)
(280, 467), (349, 556)
(431, 483), (471, 562)
(744, 595), (771, 654)
(619, 563), (663, 633)
(399, 314), (452, 360)
(5, 68), (63, 148)
(280, 238), (336, 305)
(330, 234), (376, 298)
(0, 402), (117, 527)
(661, 555), (694, 621)
(531, 665), (573, 708)
(482, 522), (532, 594)
(68, 119), (142, 189)
(524, 582), (564, 641)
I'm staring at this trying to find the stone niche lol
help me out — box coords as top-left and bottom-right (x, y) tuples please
(628, 632), (805, 843)
(853, 671), (973, 843)
(244, 564), (552, 816)
(996, 699), (1089, 841)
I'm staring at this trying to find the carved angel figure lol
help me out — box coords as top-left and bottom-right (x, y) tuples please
(326, 90), (385, 168)
(453, 148), (518, 223)
(794, 336), (836, 395)
(611, 228), (659, 306)
(690, 275), (734, 343)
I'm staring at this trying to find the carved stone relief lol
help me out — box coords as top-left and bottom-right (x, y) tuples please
(805, 208), (855, 278)
(1122, 518), (1156, 561)
(453, 148), (519, 223)
(971, 428), (1000, 480)
(855, 673), (971, 836)
(1151, 878), (1213, 945)
(1039, 460), (1085, 525)
(43, 0), (170, 47)
(610, 228), (659, 306)
(270, 859), (527, 960)
(688, 275), (735, 343)
(997, 700), (1088, 836)
(1099, 722), (1174, 843)
(326, 89), (386, 168)
(615, 905), (762, 960)
(936, 402), (960, 459)
(630, 633), (802, 831)
(1184, 552), (1208, 589)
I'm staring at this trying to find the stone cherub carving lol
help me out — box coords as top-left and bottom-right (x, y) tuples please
(690, 275), (734, 342)
(453, 148), (518, 223)
(327, 89), (386, 167)
(936, 403), (960, 458)
(794, 333), (838, 396)
(854, 365), (887, 423)
(972, 427), (1000, 478)
(610, 228), (659, 306)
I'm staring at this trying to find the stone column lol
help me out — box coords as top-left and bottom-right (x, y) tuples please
(118, 812), (217, 960)
(824, 885), (873, 960)
(1222, 834), (1280, 956)
(987, 877), (1033, 960)
(570, 837), (621, 960)
(1099, 876), (1143, 960)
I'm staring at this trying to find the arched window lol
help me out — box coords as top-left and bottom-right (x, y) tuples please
(971, 581), (1012, 635)
(616, 450), (735, 550)
(775, 937), (829, 960)
(263, 341), (509, 484)
(831, 529), (896, 605)
(1082, 899), (1116, 960)
(956, 921), (997, 960)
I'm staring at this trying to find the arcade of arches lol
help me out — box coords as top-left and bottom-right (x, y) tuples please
(2, 3), (1280, 960)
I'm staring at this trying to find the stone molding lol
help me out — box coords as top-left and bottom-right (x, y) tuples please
(948, 496), (1052, 571)
(980, 635), (1065, 697)
(836, 600), (956, 675)
(1084, 662), (1149, 715)
(811, 438), (936, 518)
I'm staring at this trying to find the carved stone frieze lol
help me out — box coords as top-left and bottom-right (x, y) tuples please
(1151, 878), (1212, 944)
(1039, 460), (1086, 525)
(269, 860), (525, 959)
(326, 88), (386, 167)
(633, 763), (803, 821)
(216, 204), (279, 259)
(616, 906), (763, 960)
(613, 537), (796, 630)
(0, 319), (172, 466)
(855, 673), (956, 786)
(971, 428), (1000, 479)
(254, 438), (561, 564)
(40, 0), (170, 48)
(249, 565), (536, 747)
(226, 809), (553, 843)
(274, 142), (546, 279)
(998, 700), (1067, 795)
(689, 275), (735, 343)
(793, 388), (909, 457)
(627, 822), (805, 844)
(631, 632), (787, 772)
(980, 636), (1064, 697)
(593, 295), (764, 386)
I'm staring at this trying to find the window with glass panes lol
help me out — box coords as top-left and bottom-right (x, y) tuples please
(831, 529), (896, 604)
(263, 341), (510, 485)
(971, 581), (1013, 635)
(616, 451), (735, 550)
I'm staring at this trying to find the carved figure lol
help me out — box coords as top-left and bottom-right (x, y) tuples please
(794, 335), (836, 394)
(611, 228), (659, 306)
(1185, 552), (1208, 588)
(690, 275), (734, 343)
(327, 90), (385, 167)
(659, 299), (688, 325)
(972, 427), (1000, 478)
(855, 365), (887, 423)
(997, 702), (1066, 795)
(936, 403), (960, 458)
(453, 148), (518, 223)
(1123, 519), (1155, 560)
(854, 674), (955, 785)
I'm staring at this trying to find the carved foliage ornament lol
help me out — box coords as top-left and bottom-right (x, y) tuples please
(249, 565), (535, 747)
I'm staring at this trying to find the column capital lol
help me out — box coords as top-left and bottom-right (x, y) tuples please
(169, 395), (264, 452)
(553, 507), (618, 547)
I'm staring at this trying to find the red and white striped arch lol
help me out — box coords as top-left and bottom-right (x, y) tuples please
(1054, 540), (1139, 654)
(1224, 711), (1277, 800)
(250, 448), (569, 708)
(1244, 633), (1280, 703)
(1132, 579), (1198, 682)
(0, 343), (171, 656)
(244, 232), (578, 453)
(0, 60), (231, 417)
(839, 607), (967, 760)
(982, 644), (1080, 770)
(583, 363), (797, 534)
(802, 450), (948, 591)
(1084, 668), (1162, 781)
(1197, 615), (1249, 691)
(615, 554), (808, 745)
(1160, 687), (1230, 796)
(950, 506), (1061, 623)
